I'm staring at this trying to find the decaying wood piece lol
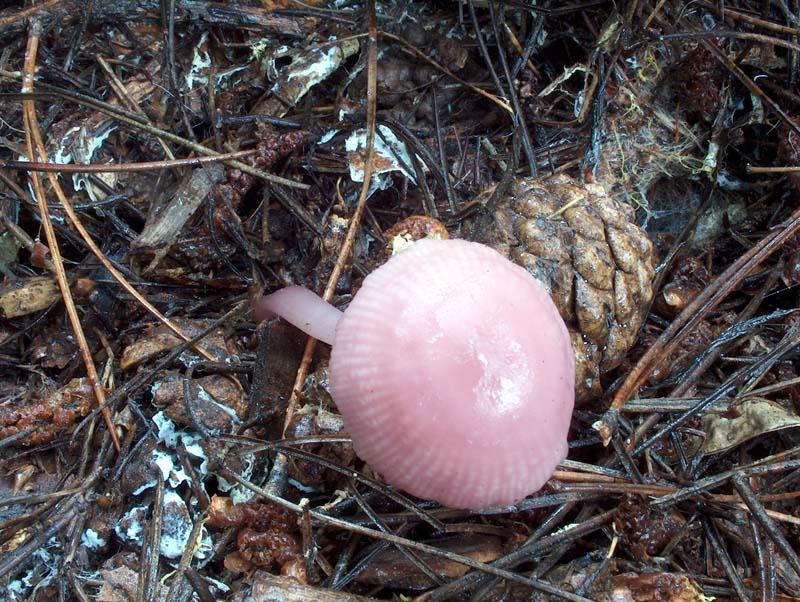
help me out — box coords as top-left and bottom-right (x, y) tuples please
(254, 39), (360, 117)
(179, 0), (308, 35)
(131, 163), (225, 271)
(355, 534), (504, 590)
(119, 318), (231, 371)
(233, 572), (377, 602)
(0, 275), (59, 318)
(597, 572), (708, 602)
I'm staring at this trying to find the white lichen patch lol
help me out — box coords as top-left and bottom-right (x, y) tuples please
(8, 539), (58, 598)
(132, 448), (193, 495)
(152, 410), (209, 474)
(159, 490), (196, 559)
(152, 410), (255, 502)
(345, 125), (421, 198)
(266, 39), (358, 110)
(115, 493), (212, 561)
(198, 386), (241, 424)
(51, 124), (117, 202)
(286, 44), (341, 83)
(216, 452), (256, 504)
(185, 32), (211, 90)
(318, 128), (339, 144)
(115, 505), (147, 544)
(81, 528), (106, 550)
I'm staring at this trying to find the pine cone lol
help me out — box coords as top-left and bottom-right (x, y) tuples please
(472, 174), (656, 403)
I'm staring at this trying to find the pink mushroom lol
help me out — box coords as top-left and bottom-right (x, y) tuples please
(254, 238), (574, 509)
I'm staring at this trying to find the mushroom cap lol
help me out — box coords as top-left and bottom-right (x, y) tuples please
(330, 239), (574, 509)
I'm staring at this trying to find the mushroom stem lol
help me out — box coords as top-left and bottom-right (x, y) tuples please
(253, 285), (342, 345)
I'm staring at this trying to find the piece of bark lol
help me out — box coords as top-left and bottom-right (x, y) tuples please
(247, 319), (306, 431)
(154, 372), (246, 431)
(120, 318), (230, 371)
(598, 572), (708, 602)
(233, 572), (376, 602)
(356, 534), (504, 590)
(131, 163), (225, 272)
(179, 0), (307, 35)
(254, 39), (360, 117)
(0, 275), (59, 318)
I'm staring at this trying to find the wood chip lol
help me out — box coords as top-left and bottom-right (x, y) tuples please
(0, 276), (59, 318)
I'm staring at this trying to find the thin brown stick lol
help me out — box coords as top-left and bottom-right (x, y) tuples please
(702, 39), (800, 139)
(1, 80), (312, 187)
(661, 28), (800, 53)
(746, 164), (800, 173)
(718, 5), (800, 35)
(607, 209), (800, 415)
(281, 0), (380, 436)
(23, 121), (221, 364)
(20, 23), (224, 394)
(0, 149), (257, 173)
(0, 0), (62, 28)
(21, 19), (121, 452)
(733, 474), (800, 578)
(218, 468), (595, 602)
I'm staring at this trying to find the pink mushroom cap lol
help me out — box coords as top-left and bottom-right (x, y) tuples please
(329, 238), (574, 509)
